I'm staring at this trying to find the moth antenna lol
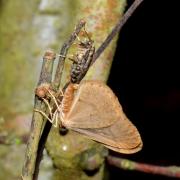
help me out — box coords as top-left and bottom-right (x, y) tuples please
(42, 97), (53, 118)
(34, 109), (54, 124)
(46, 88), (61, 112)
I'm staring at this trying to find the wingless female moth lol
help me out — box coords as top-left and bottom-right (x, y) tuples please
(35, 25), (143, 154)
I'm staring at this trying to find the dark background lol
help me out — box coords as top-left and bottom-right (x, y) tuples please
(107, 0), (180, 179)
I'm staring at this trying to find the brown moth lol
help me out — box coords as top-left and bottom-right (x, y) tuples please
(59, 80), (143, 154)
(35, 26), (142, 154)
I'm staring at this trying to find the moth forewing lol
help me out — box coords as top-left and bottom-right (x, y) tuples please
(65, 110), (142, 154)
(60, 80), (143, 154)
(68, 128), (142, 154)
(61, 81), (121, 129)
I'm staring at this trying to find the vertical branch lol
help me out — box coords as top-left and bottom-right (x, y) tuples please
(53, 19), (86, 89)
(33, 20), (86, 180)
(22, 50), (56, 180)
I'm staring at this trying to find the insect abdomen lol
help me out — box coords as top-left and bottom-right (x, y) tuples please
(61, 83), (76, 117)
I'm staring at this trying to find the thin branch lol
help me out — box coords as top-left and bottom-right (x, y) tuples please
(107, 156), (180, 178)
(22, 50), (55, 180)
(33, 20), (86, 180)
(92, 0), (144, 64)
(53, 19), (86, 89)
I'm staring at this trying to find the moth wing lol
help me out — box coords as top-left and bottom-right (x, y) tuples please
(69, 112), (142, 154)
(62, 81), (122, 128)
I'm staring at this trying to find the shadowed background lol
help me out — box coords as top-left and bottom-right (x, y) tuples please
(108, 0), (180, 179)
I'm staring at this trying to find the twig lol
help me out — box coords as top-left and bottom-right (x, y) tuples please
(22, 50), (56, 180)
(53, 19), (86, 89)
(92, 0), (144, 64)
(33, 20), (86, 180)
(107, 156), (180, 178)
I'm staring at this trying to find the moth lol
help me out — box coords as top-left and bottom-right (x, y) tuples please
(61, 81), (142, 154)
(36, 80), (142, 154)
(35, 25), (142, 154)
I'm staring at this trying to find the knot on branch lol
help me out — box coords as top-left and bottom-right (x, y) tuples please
(43, 50), (56, 61)
(35, 83), (51, 98)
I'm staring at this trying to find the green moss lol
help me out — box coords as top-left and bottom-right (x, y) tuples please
(0, 0), (40, 118)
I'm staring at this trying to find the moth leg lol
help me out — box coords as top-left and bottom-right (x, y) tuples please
(41, 97), (53, 119)
(35, 87), (62, 127)
(54, 111), (60, 128)
(51, 110), (59, 128)
(44, 87), (64, 125)
(46, 88), (61, 112)
(34, 109), (54, 124)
